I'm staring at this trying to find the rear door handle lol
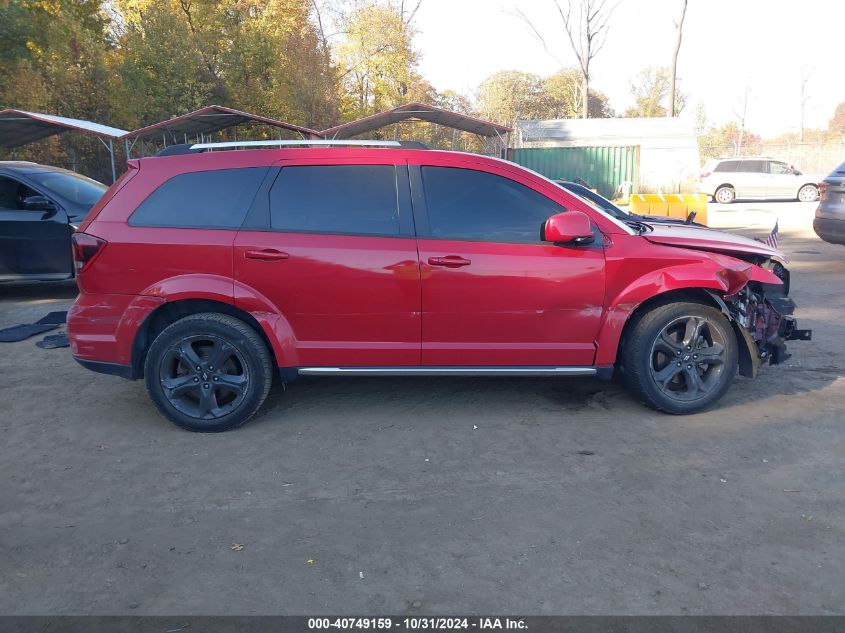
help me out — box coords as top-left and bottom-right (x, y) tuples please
(245, 249), (289, 261)
(428, 255), (471, 268)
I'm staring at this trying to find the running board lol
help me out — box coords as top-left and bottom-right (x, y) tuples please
(297, 367), (598, 377)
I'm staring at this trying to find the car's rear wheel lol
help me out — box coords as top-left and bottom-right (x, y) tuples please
(144, 313), (273, 432)
(797, 184), (819, 202)
(620, 301), (738, 414)
(714, 186), (736, 204)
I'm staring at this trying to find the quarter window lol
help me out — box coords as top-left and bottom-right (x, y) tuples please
(713, 161), (739, 173)
(269, 165), (399, 236)
(129, 167), (268, 228)
(420, 166), (564, 243)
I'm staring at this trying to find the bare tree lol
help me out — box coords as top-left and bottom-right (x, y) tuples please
(669, 0), (688, 117)
(513, 0), (617, 119)
(734, 84), (751, 156)
(398, 0), (423, 28)
(799, 66), (810, 143)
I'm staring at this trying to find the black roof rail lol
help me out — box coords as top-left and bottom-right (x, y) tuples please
(396, 140), (430, 149)
(155, 143), (206, 157)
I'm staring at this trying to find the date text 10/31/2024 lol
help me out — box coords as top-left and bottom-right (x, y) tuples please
(307, 617), (528, 630)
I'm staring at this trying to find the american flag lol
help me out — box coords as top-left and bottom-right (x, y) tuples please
(765, 220), (779, 249)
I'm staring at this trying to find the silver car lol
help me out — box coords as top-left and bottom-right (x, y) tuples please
(813, 160), (845, 245)
(698, 157), (820, 204)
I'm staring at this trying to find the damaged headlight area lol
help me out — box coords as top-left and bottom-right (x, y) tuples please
(724, 263), (812, 368)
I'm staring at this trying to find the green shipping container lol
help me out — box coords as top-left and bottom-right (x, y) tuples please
(509, 146), (639, 199)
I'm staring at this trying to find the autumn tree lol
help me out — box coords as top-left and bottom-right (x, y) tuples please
(544, 68), (613, 118)
(829, 101), (845, 137)
(624, 67), (686, 118)
(475, 71), (552, 129)
(698, 123), (762, 161)
(0, 0), (116, 178)
(337, 2), (421, 119)
(111, 0), (339, 130)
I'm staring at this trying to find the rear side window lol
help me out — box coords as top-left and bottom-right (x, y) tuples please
(421, 166), (564, 243)
(714, 161), (739, 172)
(269, 165), (399, 236)
(129, 167), (267, 228)
(737, 160), (766, 173)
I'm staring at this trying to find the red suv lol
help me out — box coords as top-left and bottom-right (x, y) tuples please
(68, 141), (811, 432)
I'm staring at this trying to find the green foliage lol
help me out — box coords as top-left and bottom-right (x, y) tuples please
(476, 68), (612, 128)
(624, 67), (686, 118)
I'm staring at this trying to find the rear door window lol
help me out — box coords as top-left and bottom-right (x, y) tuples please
(269, 165), (399, 236)
(420, 166), (564, 243)
(129, 167), (268, 228)
(738, 160), (767, 173)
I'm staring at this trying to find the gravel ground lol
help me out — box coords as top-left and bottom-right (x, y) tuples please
(0, 201), (842, 615)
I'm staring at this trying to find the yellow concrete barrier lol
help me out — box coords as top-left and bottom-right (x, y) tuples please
(628, 193), (708, 225)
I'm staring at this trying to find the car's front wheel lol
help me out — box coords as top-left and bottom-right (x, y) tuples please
(620, 301), (739, 414)
(144, 313), (273, 432)
(797, 184), (819, 202)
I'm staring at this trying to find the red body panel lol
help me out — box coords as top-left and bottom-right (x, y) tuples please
(417, 238), (605, 365)
(233, 231), (421, 366)
(67, 146), (784, 374)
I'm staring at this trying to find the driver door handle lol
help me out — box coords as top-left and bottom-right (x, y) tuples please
(428, 255), (471, 268)
(245, 249), (289, 261)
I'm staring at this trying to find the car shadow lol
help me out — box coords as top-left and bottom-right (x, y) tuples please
(0, 279), (78, 302)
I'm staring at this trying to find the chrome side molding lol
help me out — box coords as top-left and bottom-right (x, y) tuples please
(297, 367), (598, 377)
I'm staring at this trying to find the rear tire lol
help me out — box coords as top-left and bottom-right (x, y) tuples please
(144, 313), (273, 432)
(620, 301), (738, 414)
(797, 184), (819, 202)
(714, 186), (736, 204)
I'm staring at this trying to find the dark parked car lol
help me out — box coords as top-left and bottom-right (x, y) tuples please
(555, 180), (706, 227)
(0, 161), (107, 282)
(813, 160), (845, 245)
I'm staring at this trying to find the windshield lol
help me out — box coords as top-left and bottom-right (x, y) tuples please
(27, 170), (107, 207)
(556, 182), (629, 220)
(494, 161), (635, 235)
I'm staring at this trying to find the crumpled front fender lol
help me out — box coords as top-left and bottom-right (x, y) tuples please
(594, 255), (782, 366)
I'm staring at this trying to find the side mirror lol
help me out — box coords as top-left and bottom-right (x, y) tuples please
(542, 211), (594, 245)
(22, 195), (56, 211)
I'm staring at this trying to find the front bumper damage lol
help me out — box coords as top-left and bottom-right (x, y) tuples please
(722, 282), (812, 377)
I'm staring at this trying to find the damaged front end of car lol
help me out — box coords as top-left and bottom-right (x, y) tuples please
(710, 258), (812, 378)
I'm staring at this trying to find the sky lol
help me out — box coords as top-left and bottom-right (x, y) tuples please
(411, 0), (845, 137)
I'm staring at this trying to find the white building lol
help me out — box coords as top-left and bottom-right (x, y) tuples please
(515, 117), (701, 194)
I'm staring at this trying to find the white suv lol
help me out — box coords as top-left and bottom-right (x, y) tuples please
(698, 157), (820, 204)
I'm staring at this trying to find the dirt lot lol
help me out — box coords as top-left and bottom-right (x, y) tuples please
(1, 201), (843, 615)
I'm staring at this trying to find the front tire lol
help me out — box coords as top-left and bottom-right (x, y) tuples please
(714, 186), (736, 204)
(144, 313), (273, 432)
(620, 302), (738, 414)
(797, 184), (819, 202)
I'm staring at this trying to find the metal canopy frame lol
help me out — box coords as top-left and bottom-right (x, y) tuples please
(319, 102), (511, 155)
(121, 105), (322, 159)
(0, 109), (127, 182)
